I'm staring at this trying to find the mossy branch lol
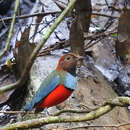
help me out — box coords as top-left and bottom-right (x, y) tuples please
(0, 0), (78, 93)
(1, 96), (130, 130)
(0, 0), (20, 59)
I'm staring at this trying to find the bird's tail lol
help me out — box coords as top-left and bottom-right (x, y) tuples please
(24, 101), (34, 112)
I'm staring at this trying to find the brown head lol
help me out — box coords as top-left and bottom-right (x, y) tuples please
(56, 54), (80, 76)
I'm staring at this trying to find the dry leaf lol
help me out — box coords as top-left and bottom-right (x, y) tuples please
(14, 27), (36, 78)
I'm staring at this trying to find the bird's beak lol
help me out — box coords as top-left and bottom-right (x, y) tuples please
(76, 55), (84, 61)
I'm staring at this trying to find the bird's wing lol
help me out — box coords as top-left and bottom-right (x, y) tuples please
(24, 70), (60, 111)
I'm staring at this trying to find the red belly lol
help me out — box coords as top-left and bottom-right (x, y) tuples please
(36, 84), (73, 110)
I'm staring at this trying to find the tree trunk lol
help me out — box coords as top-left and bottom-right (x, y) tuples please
(70, 0), (92, 56)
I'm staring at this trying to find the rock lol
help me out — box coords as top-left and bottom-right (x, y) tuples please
(74, 66), (129, 130)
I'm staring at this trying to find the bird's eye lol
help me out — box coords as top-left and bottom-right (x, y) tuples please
(66, 56), (71, 60)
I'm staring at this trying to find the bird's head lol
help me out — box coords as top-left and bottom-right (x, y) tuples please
(56, 53), (82, 76)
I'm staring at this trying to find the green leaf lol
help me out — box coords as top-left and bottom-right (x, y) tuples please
(111, 33), (117, 37)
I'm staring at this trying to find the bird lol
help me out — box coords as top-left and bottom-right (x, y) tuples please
(24, 53), (79, 112)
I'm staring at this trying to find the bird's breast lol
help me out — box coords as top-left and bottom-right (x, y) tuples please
(36, 84), (73, 110)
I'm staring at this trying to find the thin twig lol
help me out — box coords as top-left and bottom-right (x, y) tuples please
(85, 38), (103, 49)
(0, 109), (90, 115)
(85, 30), (117, 49)
(103, 0), (118, 31)
(104, 0), (109, 7)
(0, 28), (9, 38)
(53, 0), (67, 11)
(92, 12), (119, 19)
(117, 122), (130, 128)
(86, 30), (117, 40)
(63, 122), (130, 130)
(108, 6), (122, 12)
(38, 40), (69, 57)
(0, 15), (7, 28)
(0, 11), (61, 23)
(0, 0), (20, 59)
(0, 111), (26, 114)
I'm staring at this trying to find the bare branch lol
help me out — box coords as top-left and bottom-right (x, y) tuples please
(0, 0), (20, 59)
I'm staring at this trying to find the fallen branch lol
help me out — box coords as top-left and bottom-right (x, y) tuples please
(1, 96), (130, 130)
(0, 0), (78, 93)
(0, 0), (20, 59)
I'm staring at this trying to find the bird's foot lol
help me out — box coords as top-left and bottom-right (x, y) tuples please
(44, 108), (52, 116)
